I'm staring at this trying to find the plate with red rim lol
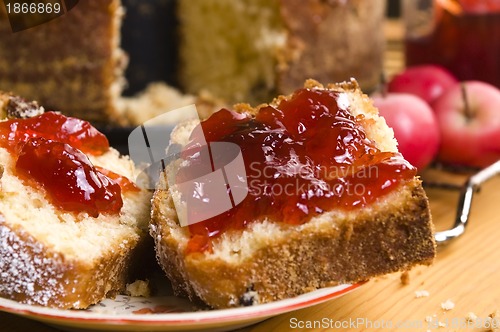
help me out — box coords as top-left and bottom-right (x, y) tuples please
(0, 283), (363, 332)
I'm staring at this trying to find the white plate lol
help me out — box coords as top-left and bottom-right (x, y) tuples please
(0, 283), (362, 332)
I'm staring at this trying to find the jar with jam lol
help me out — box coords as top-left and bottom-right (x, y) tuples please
(403, 0), (500, 88)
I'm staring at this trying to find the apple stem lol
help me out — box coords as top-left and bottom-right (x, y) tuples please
(461, 82), (473, 122)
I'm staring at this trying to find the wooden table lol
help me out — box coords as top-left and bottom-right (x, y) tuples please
(2, 20), (500, 332)
(242, 171), (500, 332)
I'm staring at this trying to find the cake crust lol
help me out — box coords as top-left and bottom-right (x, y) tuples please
(0, 218), (147, 309)
(150, 80), (436, 308)
(178, 0), (385, 104)
(152, 178), (434, 308)
(277, 0), (385, 94)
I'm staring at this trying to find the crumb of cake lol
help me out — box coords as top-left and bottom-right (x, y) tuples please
(425, 314), (447, 330)
(441, 299), (455, 311)
(465, 312), (477, 322)
(125, 280), (150, 297)
(400, 271), (410, 285)
(117, 82), (196, 125)
(415, 290), (430, 298)
(487, 310), (500, 331)
(239, 285), (260, 306)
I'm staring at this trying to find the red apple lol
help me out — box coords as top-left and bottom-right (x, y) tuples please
(388, 65), (458, 104)
(372, 93), (440, 170)
(432, 81), (500, 168)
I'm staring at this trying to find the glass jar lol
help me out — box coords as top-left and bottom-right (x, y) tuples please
(403, 0), (500, 88)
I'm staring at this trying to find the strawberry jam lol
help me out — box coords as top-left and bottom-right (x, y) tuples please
(16, 138), (122, 217)
(96, 166), (140, 193)
(0, 112), (133, 217)
(178, 88), (417, 253)
(0, 112), (109, 156)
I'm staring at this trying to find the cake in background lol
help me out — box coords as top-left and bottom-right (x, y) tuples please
(0, 0), (127, 124)
(117, 82), (225, 126)
(0, 0), (216, 126)
(0, 0), (389, 126)
(178, 0), (386, 104)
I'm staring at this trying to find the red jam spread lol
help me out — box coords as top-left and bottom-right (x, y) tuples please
(16, 138), (122, 217)
(178, 88), (417, 253)
(0, 112), (135, 217)
(0, 112), (109, 156)
(96, 166), (140, 193)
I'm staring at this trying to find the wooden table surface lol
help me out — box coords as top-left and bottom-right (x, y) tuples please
(241, 172), (500, 332)
(2, 20), (499, 332)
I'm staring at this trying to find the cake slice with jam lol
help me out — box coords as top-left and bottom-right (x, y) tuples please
(151, 79), (436, 309)
(0, 93), (151, 309)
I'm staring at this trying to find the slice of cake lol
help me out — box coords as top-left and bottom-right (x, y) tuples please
(0, 92), (152, 309)
(150, 79), (436, 309)
(178, 0), (386, 104)
(116, 82), (226, 126)
(0, 1), (126, 124)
